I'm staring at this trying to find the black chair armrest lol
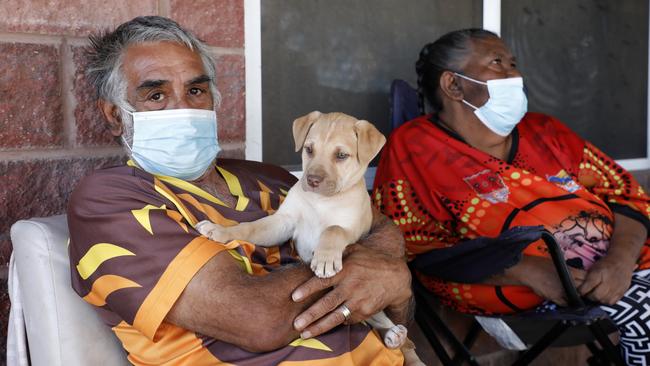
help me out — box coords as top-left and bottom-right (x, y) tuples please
(539, 232), (585, 308)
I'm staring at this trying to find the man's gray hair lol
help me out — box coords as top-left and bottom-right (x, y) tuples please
(85, 16), (220, 145)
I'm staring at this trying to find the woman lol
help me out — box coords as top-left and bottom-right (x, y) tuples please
(373, 28), (650, 363)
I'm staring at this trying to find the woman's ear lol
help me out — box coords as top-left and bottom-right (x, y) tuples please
(98, 99), (124, 137)
(439, 71), (464, 101)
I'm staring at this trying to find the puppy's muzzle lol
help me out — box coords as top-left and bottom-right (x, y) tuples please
(307, 174), (324, 188)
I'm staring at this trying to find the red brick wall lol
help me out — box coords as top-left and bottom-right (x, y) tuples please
(0, 0), (245, 360)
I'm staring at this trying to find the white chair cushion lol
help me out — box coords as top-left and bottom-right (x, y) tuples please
(10, 215), (129, 366)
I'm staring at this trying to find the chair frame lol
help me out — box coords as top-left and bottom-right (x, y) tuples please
(413, 232), (625, 366)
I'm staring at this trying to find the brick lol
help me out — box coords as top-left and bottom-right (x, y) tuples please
(0, 43), (62, 150)
(0, 236), (10, 268)
(215, 54), (245, 144)
(0, 0), (158, 36)
(217, 144), (245, 160)
(0, 279), (8, 363)
(71, 46), (120, 146)
(0, 155), (126, 253)
(171, 0), (244, 48)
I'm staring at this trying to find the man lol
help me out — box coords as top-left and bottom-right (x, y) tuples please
(67, 16), (412, 365)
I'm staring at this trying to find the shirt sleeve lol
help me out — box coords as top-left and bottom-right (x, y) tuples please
(67, 168), (231, 341)
(373, 134), (460, 258)
(577, 141), (650, 233)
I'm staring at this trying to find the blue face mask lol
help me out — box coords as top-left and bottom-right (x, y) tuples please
(454, 73), (528, 136)
(121, 108), (220, 181)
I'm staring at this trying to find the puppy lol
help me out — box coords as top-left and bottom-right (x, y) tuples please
(197, 112), (423, 364)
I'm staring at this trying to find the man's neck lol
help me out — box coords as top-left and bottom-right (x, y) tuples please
(192, 166), (238, 207)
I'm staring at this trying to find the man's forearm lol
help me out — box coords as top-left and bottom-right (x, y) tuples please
(358, 209), (406, 258)
(168, 253), (318, 352)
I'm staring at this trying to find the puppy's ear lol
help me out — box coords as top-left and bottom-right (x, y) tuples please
(292, 111), (322, 152)
(354, 120), (386, 166)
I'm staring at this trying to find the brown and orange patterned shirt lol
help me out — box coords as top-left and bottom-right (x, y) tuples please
(68, 159), (403, 366)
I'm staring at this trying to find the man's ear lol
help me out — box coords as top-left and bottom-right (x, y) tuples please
(354, 120), (386, 166)
(292, 111), (321, 152)
(439, 71), (464, 101)
(98, 99), (124, 137)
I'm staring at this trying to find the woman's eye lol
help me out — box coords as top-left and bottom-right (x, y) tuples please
(150, 92), (164, 101)
(336, 152), (349, 160)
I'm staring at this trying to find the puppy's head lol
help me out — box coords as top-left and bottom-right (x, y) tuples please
(292, 111), (386, 196)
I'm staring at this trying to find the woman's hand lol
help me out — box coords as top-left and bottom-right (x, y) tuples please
(514, 256), (587, 306)
(578, 254), (635, 305)
(290, 244), (412, 339)
(579, 213), (647, 305)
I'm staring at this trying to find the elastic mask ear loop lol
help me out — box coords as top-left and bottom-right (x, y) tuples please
(119, 107), (135, 154)
(453, 73), (483, 110)
(461, 99), (480, 110)
(453, 72), (488, 85)
(120, 135), (133, 154)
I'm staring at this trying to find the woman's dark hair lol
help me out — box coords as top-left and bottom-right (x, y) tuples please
(416, 28), (498, 115)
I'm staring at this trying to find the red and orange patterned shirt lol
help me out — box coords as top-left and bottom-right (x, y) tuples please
(374, 113), (650, 315)
(68, 159), (403, 365)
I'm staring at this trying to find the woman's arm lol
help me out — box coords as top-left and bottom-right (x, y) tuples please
(578, 213), (647, 304)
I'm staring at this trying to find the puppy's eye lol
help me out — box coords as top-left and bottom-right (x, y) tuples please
(336, 152), (349, 161)
(304, 146), (313, 155)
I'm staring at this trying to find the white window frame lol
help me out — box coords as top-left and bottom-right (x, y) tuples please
(245, 0), (650, 173)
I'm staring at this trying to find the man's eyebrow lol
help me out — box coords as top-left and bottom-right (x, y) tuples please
(186, 75), (212, 85)
(136, 79), (168, 91)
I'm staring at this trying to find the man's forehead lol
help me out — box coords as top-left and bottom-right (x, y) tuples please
(122, 41), (206, 84)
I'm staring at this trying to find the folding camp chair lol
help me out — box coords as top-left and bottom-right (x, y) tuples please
(388, 79), (623, 365)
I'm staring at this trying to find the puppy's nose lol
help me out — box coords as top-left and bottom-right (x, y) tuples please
(307, 174), (323, 188)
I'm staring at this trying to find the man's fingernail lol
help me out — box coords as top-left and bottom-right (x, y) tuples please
(292, 291), (302, 302)
(301, 331), (311, 339)
(294, 318), (305, 329)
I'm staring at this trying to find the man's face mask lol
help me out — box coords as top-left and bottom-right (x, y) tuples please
(454, 72), (528, 136)
(121, 108), (220, 181)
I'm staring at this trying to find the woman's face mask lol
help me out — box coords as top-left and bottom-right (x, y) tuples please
(121, 108), (220, 181)
(454, 72), (528, 136)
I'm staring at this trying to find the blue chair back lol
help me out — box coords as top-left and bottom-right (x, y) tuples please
(389, 79), (421, 130)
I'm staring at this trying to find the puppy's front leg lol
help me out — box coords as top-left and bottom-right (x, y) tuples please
(197, 212), (296, 247)
(311, 225), (353, 278)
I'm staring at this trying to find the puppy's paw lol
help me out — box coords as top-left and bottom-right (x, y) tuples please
(383, 324), (407, 349)
(195, 220), (231, 242)
(310, 248), (343, 278)
(195, 220), (215, 236)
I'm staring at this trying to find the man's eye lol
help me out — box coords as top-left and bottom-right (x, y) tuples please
(189, 87), (204, 96)
(336, 152), (349, 160)
(491, 58), (502, 64)
(150, 92), (164, 101)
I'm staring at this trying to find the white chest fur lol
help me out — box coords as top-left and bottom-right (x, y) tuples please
(282, 182), (373, 263)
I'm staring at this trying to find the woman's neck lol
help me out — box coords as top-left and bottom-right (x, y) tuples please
(438, 108), (512, 161)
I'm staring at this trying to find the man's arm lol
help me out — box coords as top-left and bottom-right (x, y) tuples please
(167, 253), (315, 352)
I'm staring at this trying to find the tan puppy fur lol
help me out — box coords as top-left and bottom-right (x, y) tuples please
(197, 112), (423, 362)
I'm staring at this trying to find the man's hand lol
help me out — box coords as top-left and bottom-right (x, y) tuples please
(291, 245), (412, 339)
(578, 254), (634, 305)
